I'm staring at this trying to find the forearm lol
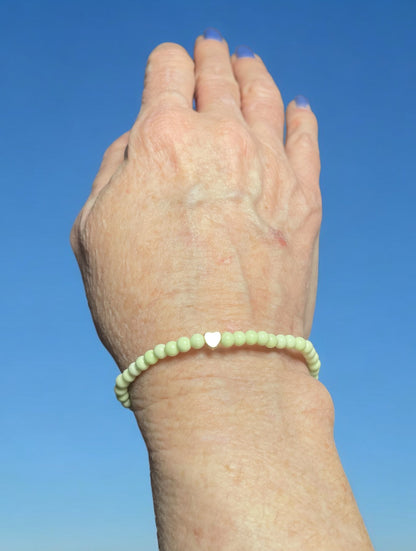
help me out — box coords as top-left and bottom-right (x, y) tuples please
(130, 351), (374, 551)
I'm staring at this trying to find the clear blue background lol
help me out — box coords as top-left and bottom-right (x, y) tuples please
(1, 1), (415, 549)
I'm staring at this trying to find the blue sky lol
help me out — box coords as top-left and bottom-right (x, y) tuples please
(1, 0), (415, 549)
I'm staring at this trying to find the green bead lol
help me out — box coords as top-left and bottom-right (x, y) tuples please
(305, 351), (316, 362)
(154, 344), (167, 359)
(122, 369), (135, 383)
(115, 385), (129, 399)
(177, 337), (191, 353)
(304, 341), (313, 354)
(121, 396), (131, 408)
(257, 331), (269, 346)
(286, 335), (296, 348)
(266, 333), (277, 348)
(295, 337), (306, 351)
(114, 385), (127, 397)
(233, 331), (246, 346)
(116, 332), (322, 409)
(165, 341), (179, 356)
(135, 356), (149, 371)
(309, 357), (320, 369)
(221, 332), (235, 347)
(144, 349), (158, 365)
(128, 362), (140, 377)
(115, 373), (128, 389)
(190, 333), (205, 349)
(276, 334), (286, 348)
(245, 330), (258, 345)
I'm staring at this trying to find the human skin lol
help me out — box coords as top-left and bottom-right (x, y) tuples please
(71, 31), (374, 550)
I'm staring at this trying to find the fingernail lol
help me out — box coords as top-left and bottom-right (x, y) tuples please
(235, 45), (255, 58)
(203, 28), (223, 41)
(294, 95), (310, 109)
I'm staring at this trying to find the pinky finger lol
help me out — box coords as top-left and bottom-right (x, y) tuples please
(285, 96), (320, 192)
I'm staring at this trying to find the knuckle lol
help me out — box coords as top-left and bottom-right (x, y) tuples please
(311, 200), (323, 228)
(101, 133), (129, 162)
(292, 130), (317, 152)
(195, 72), (240, 108)
(102, 141), (122, 161)
(307, 201), (322, 234)
(295, 185), (322, 230)
(197, 70), (239, 93)
(138, 107), (187, 145)
(131, 108), (190, 173)
(214, 118), (253, 155)
(242, 76), (282, 105)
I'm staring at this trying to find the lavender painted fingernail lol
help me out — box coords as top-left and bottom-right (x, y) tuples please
(294, 95), (310, 108)
(203, 28), (223, 41)
(235, 45), (255, 58)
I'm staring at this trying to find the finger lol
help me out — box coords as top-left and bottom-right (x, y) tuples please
(285, 97), (320, 190)
(140, 42), (195, 112)
(231, 47), (285, 150)
(194, 29), (242, 117)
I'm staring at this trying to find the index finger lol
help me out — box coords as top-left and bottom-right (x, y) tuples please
(140, 42), (195, 113)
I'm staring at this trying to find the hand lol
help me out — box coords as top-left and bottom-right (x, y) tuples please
(71, 32), (374, 551)
(71, 36), (321, 372)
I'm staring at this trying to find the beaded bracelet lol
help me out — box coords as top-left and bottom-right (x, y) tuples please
(114, 331), (321, 409)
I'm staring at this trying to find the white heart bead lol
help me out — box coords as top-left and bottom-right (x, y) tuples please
(204, 331), (221, 348)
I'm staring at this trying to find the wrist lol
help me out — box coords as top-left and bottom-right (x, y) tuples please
(129, 347), (333, 455)
(131, 352), (344, 551)
(128, 349), (373, 551)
